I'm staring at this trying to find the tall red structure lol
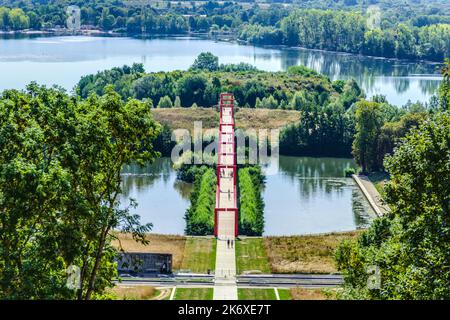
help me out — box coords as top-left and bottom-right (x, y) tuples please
(214, 93), (238, 238)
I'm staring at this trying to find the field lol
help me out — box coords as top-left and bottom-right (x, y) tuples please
(290, 288), (337, 300)
(277, 289), (292, 300)
(110, 285), (170, 300)
(174, 288), (214, 300)
(235, 238), (271, 274)
(180, 237), (216, 273)
(152, 108), (300, 133)
(238, 288), (277, 300)
(264, 231), (361, 274)
(114, 232), (359, 275)
(112, 233), (186, 270)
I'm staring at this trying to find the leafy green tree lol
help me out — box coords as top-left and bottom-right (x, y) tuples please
(177, 74), (207, 107)
(336, 112), (450, 300)
(352, 100), (383, 172)
(0, 84), (160, 299)
(157, 95), (173, 108)
(439, 59), (450, 111)
(174, 96), (182, 108)
(8, 8), (29, 30)
(191, 52), (219, 72)
(0, 7), (9, 30)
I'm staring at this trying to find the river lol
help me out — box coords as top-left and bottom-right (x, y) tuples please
(0, 35), (442, 106)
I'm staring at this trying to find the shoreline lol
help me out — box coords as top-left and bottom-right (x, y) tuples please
(0, 29), (444, 65)
(352, 174), (390, 217)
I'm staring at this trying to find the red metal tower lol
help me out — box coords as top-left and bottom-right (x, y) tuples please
(214, 93), (238, 238)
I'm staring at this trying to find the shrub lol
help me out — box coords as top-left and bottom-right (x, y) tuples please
(238, 166), (265, 235)
(185, 168), (216, 235)
(344, 167), (357, 177)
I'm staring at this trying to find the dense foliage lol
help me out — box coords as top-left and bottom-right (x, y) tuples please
(259, 9), (450, 61)
(335, 111), (450, 299)
(352, 60), (449, 172)
(238, 166), (265, 236)
(0, 84), (160, 299)
(279, 101), (356, 157)
(0, 1), (448, 61)
(76, 59), (342, 111)
(184, 167), (216, 236)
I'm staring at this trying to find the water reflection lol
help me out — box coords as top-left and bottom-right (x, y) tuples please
(278, 48), (441, 106)
(263, 156), (376, 236)
(0, 35), (441, 106)
(120, 158), (191, 234)
(120, 156), (376, 235)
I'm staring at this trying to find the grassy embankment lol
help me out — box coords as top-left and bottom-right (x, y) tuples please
(236, 231), (361, 274)
(237, 288), (336, 300)
(367, 171), (390, 194)
(235, 238), (271, 274)
(238, 288), (277, 300)
(290, 288), (337, 300)
(110, 286), (172, 300)
(114, 231), (359, 274)
(174, 288), (214, 300)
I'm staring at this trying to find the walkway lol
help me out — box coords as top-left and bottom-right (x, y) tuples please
(213, 93), (238, 300)
(352, 174), (390, 216)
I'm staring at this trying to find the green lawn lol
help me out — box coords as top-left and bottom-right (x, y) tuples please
(368, 171), (390, 194)
(277, 289), (292, 300)
(180, 237), (216, 273)
(235, 238), (271, 274)
(174, 288), (214, 300)
(238, 288), (277, 300)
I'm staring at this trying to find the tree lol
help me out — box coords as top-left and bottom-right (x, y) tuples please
(8, 8), (29, 30)
(158, 95), (173, 108)
(174, 96), (182, 108)
(352, 100), (383, 173)
(191, 52), (219, 71)
(439, 59), (450, 111)
(0, 84), (160, 299)
(336, 112), (450, 299)
(177, 74), (207, 107)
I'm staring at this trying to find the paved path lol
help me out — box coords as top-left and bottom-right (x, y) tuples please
(352, 174), (390, 216)
(213, 93), (238, 300)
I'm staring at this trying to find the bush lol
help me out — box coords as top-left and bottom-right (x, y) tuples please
(238, 166), (265, 235)
(185, 168), (216, 235)
(344, 167), (357, 177)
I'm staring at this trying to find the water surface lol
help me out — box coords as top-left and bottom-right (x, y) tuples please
(120, 156), (376, 235)
(0, 35), (441, 105)
(262, 156), (376, 236)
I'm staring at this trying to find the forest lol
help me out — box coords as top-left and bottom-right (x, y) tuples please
(0, 84), (160, 299)
(76, 53), (449, 162)
(0, 0), (449, 61)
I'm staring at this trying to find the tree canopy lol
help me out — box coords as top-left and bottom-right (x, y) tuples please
(0, 84), (160, 299)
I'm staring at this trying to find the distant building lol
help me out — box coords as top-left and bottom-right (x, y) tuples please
(117, 252), (172, 274)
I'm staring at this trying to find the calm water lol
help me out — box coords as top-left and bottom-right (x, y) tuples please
(262, 156), (376, 236)
(0, 35), (442, 106)
(121, 157), (376, 235)
(121, 158), (192, 235)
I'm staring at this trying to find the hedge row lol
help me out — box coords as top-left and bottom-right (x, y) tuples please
(185, 168), (216, 235)
(238, 166), (265, 236)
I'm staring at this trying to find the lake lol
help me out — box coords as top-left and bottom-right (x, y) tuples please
(121, 157), (376, 235)
(0, 35), (442, 106)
